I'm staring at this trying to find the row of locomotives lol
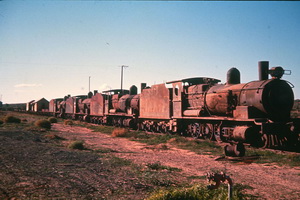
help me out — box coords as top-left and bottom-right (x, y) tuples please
(55, 94), (89, 119)
(50, 93), (91, 120)
(49, 85), (140, 127)
(137, 61), (298, 150)
(67, 95), (90, 120)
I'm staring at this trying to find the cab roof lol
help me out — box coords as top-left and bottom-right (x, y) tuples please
(102, 89), (129, 94)
(166, 77), (221, 85)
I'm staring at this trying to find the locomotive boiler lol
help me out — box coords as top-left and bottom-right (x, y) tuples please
(205, 62), (294, 122)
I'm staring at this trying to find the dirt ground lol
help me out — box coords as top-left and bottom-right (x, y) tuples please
(51, 123), (300, 200)
(0, 121), (299, 199)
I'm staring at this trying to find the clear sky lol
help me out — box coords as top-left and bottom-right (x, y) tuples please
(1, 1), (300, 103)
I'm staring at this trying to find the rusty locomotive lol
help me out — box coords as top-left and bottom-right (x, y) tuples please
(48, 61), (298, 149)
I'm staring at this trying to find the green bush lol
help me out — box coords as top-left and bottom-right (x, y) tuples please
(68, 141), (84, 150)
(146, 162), (182, 172)
(35, 119), (51, 129)
(147, 183), (252, 200)
(4, 115), (21, 123)
(48, 117), (58, 123)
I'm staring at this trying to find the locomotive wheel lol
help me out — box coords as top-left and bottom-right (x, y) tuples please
(160, 123), (167, 133)
(202, 123), (214, 140)
(214, 124), (223, 142)
(146, 122), (153, 132)
(261, 134), (269, 148)
(274, 134), (288, 149)
(118, 118), (123, 127)
(112, 118), (117, 126)
(191, 123), (200, 139)
(139, 122), (146, 131)
(186, 124), (192, 136)
(153, 123), (160, 133)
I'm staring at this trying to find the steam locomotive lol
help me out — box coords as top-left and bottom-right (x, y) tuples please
(47, 61), (298, 150)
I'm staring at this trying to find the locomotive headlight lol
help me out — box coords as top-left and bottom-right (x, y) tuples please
(269, 66), (284, 79)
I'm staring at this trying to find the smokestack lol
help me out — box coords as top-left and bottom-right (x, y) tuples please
(258, 61), (269, 81)
(141, 83), (147, 92)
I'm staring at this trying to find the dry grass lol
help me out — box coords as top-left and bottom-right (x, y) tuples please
(68, 140), (85, 150)
(64, 120), (73, 126)
(154, 143), (169, 150)
(111, 128), (129, 137)
(35, 119), (51, 129)
(48, 117), (58, 123)
(3, 115), (21, 123)
(44, 134), (64, 140)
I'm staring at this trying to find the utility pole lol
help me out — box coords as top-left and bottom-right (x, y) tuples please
(89, 76), (91, 92)
(120, 65), (128, 92)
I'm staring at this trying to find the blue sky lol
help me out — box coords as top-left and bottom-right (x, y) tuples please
(0, 1), (300, 103)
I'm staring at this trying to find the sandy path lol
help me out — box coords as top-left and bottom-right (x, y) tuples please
(52, 124), (300, 200)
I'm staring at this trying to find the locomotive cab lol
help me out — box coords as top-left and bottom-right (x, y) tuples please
(167, 77), (221, 117)
(49, 98), (63, 114)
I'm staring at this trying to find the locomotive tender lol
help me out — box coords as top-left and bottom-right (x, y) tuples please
(49, 61), (298, 149)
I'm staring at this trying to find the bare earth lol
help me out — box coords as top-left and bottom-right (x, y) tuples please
(52, 124), (300, 200)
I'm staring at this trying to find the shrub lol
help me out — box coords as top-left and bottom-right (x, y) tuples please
(44, 134), (64, 140)
(155, 143), (169, 150)
(0, 120), (3, 125)
(147, 183), (252, 200)
(35, 119), (51, 129)
(48, 117), (58, 123)
(112, 128), (129, 137)
(64, 120), (73, 125)
(4, 115), (21, 123)
(146, 162), (182, 172)
(68, 140), (84, 150)
(89, 125), (115, 134)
